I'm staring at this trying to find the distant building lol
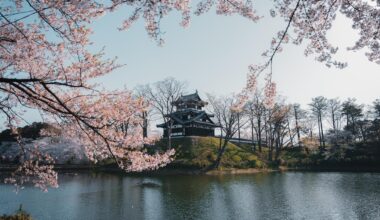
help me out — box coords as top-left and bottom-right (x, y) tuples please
(157, 91), (219, 137)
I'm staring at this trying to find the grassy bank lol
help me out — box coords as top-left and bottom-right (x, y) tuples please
(278, 143), (380, 171)
(152, 136), (380, 173)
(154, 136), (266, 170)
(0, 205), (32, 220)
(2, 136), (379, 174)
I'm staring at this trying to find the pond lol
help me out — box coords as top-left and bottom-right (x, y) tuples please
(0, 172), (379, 220)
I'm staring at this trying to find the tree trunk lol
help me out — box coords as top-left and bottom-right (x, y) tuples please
(359, 123), (366, 142)
(258, 118), (262, 152)
(287, 119), (294, 147)
(331, 110), (338, 145)
(268, 146), (273, 161)
(219, 129), (223, 149)
(320, 114), (325, 148)
(332, 110), (336, 132)
(250, 120), (256, 152)
(274, 131), (280, 161)
(142, 111), (148, 138)
(264, 117), (268, 149)
(214, 136), (229, 169)
(351, 115), (357, 138)
(237, 112), (241, 147)
(317, 115), (322, 148)
(294, 107), (301, 148)
(268, 124), (274, 161)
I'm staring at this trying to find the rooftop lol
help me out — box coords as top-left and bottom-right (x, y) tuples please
(173, 91), (208, 106)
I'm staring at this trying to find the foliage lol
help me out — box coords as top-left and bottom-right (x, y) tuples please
(0, 122), (55, 142)
(279, 141), (380, 169)
(0, 205), (32, 220)
(0, 0), (193, 190)
(0, 0), (379, 190)
(0, 213), (32, 220)
(155, 136), (266, 169)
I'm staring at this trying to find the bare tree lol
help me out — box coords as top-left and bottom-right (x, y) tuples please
(293, 104), (308, 148)
(373, 99), (380, 119)
(309, 96), (328, 150)
(327, 98), (342, 144)
(245, 91), (266, 152)
(134, 88), (156, 138)
(293, 104), (301, 148)
(139, 77), (187, 148)
(285, 111), (295, 148)
(342, 98), (364, 141)
(266, 103), (291, 161)
(207, 94), (241, 169)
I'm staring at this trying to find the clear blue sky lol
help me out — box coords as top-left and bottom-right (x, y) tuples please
(88, 2), (380, 108)
(6, 1), (380, 127)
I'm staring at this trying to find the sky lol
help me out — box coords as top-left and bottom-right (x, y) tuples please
(88, 1), (380, 109)
(2, 1), (380, 129)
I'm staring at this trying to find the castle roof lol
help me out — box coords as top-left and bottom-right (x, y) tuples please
(172, 91), (208, 106)
(177, 92), (201, 102)
(157, 110), (219, 128)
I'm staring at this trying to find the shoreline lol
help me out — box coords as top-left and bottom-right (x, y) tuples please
(1, 164), (380, 175)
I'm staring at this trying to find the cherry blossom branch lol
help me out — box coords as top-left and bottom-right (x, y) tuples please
(258, 0), (301, 79)
(0, 11), (29, 40)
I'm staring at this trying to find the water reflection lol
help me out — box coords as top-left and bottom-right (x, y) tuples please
(0, 172), (379, 220)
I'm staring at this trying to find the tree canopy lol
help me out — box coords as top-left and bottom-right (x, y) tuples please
(0, 0), (379, 190)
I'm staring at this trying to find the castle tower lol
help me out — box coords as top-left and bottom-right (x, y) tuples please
(157, 91), (219, 137)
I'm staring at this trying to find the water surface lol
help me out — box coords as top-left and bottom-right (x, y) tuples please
(0, 172), (379, 220)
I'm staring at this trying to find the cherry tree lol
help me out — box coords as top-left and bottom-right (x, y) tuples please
(244, 0), (380, 105)
(0, 1), (179, 191)
(1, 0), (379, 190)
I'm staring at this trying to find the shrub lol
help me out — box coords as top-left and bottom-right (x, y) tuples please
(284, 158), (299, 167)
(0, 205), (33, 220)
(300, 158), (313, 166)
(232, 155), (242, 163)
(207, 152), (217, 161)
(0, 213), (32, 220)
(238, 152), (251, 160)
(255, 160), (265, 168)
(248, 160), (257, 168)
(247, 155), (258, 161)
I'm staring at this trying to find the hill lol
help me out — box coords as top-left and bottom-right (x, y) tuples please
(154, 136), (266, 170)
(154, 136), (380, 173)
(0, 137), (89, 165)
(0, 122), (59, 142)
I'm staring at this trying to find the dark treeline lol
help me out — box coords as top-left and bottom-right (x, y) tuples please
(135, 77), (380, 169)
(244, 95), (380, 151)
(0, 122), (56, 142)
(237, 91), (380, 169)
(1, 77), (379, 170)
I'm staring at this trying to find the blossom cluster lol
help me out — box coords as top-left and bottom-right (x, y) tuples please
(5, 146), (58, 192)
